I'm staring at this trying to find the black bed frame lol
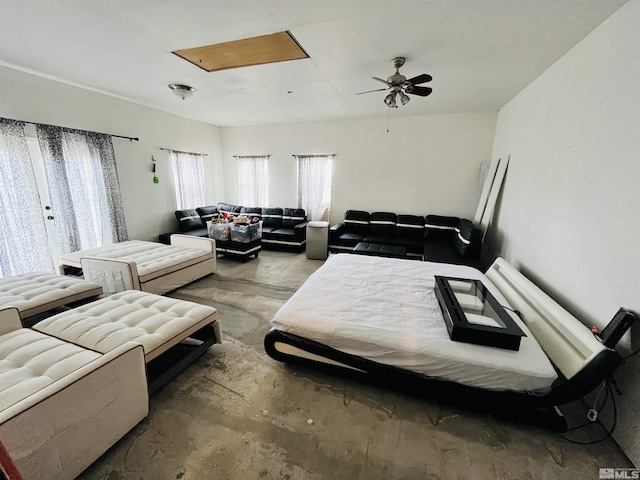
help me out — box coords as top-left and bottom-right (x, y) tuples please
(264, 329), (625, 431)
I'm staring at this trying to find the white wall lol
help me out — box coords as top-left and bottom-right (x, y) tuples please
(0, 65), (225, 241)
(221, 112), (497, 223)
(488, 0), (640, 464)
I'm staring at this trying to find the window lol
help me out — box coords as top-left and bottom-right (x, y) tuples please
(170, 150), (206, 210)
(296, 154), (333, 220)
(236, 155), (269, 207)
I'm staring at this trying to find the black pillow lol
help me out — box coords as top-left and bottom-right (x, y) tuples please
(175, 209), (202, 232)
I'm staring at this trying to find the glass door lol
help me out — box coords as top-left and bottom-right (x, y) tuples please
(0, 122), (58, 277)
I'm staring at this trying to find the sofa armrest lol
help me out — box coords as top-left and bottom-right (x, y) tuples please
(329, 223), (345, 243)
(170, 234), (216, 253)
(0, 342), (148, 480)
(0, 307), (22, 335)
(454, 219), (483, 259)
(81, 256), (141, 294)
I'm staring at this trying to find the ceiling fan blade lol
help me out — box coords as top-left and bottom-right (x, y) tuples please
(405, 73), (433, 85)
(356, 87), (389, 95)
(408, 86), (433, 97)
(372, 76), (391, 86)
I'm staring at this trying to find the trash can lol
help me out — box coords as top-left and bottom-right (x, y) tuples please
(306, 221), (329, 260)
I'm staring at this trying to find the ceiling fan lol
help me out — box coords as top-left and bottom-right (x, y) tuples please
(357, 57), (433, 108)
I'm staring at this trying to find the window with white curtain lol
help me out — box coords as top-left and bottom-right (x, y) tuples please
(296, 154), (333, 221)
(170, 150), (206, 210)
(236, 155), (269, 207)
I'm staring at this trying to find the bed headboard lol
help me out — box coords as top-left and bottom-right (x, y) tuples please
(485, 257), (610, 380)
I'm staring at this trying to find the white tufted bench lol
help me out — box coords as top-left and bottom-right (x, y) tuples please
(0, 306), (148, 480)
(0, 272), (103, 321)
(33, 290), (221, 392)
(58, 235), (217, 296)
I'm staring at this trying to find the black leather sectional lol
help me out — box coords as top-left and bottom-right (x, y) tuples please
(159, 203), (308, 254)
(329, 210), (483, 268)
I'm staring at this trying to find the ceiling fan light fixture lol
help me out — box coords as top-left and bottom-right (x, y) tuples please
(168, 83), (195, 100)
(384, 93), (394, 106)
(400, 92), (410, 105)
(384, 91), (398, 108)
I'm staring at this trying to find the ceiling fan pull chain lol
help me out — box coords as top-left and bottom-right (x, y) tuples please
(387, 106), (391, 133)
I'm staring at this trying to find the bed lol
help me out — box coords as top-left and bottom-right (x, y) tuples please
(0, 272), (102, 322)
(265, 254), (625, 428)
(58, 234), (216, 296)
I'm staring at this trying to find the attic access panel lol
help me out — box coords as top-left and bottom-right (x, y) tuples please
(173, 31), (308, 72)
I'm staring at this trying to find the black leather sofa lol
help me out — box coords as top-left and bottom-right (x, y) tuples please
(159, 203), (308, 253)
(329, 210), (483, 268)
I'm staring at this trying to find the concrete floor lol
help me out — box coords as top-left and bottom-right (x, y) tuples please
(78, 251), (632, 480)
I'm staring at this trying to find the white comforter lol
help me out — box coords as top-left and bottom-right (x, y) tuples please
(270, 254), (558, 393)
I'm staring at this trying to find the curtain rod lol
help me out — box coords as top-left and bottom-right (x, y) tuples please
(233, 154), (271, 158)
(1, 117), (139, 141)
(160, 147), (208, 156)
(292, 154), (336, 157)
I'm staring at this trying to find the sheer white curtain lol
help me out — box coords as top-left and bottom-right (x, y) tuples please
(171, 150), (206, 209)
(296, 155), (333, 221)
(237, 155), (269, 207)
(0, 119), (53, 276)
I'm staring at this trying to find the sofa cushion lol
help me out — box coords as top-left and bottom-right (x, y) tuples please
(363, 234), (395, 245)
(369, 212), (397, 238)
(34, 290), (220, 363)
(425, 214), (459, 240)
(0, 272), (103, 320)
(423, 239), (469, 265)
(266, 228), (306, 246)
(0, 328), (101, 411)
(175, 209), (202, 232)
(262, 208), (283, 230)
(336, 233), (366, 247)
(216, 203), (242, 216)
(282, 208), (306, 227)
(392, 236), (424, 256)
(396, 214), (425, 240)
(196, 206), (218, 224)
(343, 210), (370, 236)
(240, 207), (262, 219)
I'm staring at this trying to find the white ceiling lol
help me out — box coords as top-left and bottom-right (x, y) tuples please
(0, 0), (628, 127)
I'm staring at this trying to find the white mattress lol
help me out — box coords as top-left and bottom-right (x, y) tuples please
(35, 290), (221, 362)
(59, 240), (214, 283)
(0, 272), (102, 319)
(270, 254), (558, 393)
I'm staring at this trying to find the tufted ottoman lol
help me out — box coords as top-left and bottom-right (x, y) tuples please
(0, 272), (103, 321)
(33, 290), (221, 392)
